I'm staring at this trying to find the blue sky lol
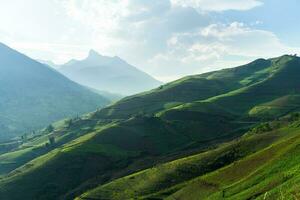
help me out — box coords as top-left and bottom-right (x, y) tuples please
(0, 0), (299, 81)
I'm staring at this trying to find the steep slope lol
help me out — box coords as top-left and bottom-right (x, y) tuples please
(59, 50), (162, 95)
(0, 43), (109, 141)
(1, 55), (300, 200)
(0, 114), (246, 200)
(168, 117), (300, 200)
(95, 58), (273, 119)
(78, 115), (300, 200)
(0, 114), (104, 177)
(160, 55), (300, 121)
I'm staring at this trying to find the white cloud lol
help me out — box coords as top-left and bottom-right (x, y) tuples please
(1, 0), (299, 82)
(64, 0), (129, 31)
(199, 22), (300, 57)
(148, 22), (300, 79)
(60, 0), (211, 66)
(171, 0), (263, 11)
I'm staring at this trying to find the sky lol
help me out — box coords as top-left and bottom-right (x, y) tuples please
(0, 0), (300, 82)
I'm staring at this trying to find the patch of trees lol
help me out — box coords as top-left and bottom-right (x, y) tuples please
(251, 123), (273, 134)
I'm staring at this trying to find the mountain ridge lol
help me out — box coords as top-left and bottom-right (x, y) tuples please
(0, 43), (110, 141)
(58, 50), (162, 95)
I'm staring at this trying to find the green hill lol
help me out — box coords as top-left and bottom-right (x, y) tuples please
(1, 55), (300, 199)
(95, 58), (272, 119)
(0, 43), (109, 141)
(77, 115), (300, 200)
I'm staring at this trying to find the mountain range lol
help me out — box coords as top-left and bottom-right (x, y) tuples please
(1, 54), (300, 199)
(0, 43), (109, 141)
(57, 50), (162, 95)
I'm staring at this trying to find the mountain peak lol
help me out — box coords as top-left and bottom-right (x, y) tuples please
(88, 49), (102, 59)
(85, 50), (127, 65)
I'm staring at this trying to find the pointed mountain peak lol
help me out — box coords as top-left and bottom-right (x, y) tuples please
(85, 50), (126, 65)
(88, 49), (102, 58)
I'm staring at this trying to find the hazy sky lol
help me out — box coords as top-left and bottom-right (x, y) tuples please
(0, 0), (299, 81)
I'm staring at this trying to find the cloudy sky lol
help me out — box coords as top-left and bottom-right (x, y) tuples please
(0, 0), (299, 81)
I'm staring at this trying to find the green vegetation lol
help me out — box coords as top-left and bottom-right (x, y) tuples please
(168, 121), (300, 200)
(1, 55), (300, 199)
(95, 58), (273, 119)
(0, 115), (105, 177)
(249, 95), (300, 119)
(77, 115), (300, 200)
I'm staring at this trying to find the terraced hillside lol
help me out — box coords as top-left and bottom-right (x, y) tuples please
(1, 55), (300, 200)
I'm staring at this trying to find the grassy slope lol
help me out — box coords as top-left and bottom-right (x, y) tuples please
(0, 124), (117, 200)
(0, 115), (102, 177)
(95, 58), (272, 119)
(0, 114), (246, 200)
(169, 121), (300, 200)
(78, 117), (300, 200)
(75, 56), (300, 200)
(160, 56), (300, 122)
(249, 95), (300, 119)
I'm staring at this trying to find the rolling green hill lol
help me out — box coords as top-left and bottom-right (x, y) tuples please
(77, 115), (300, 200)
(0, 43), (109, 141)
(95, 58), (272, 119)
(1, 55), (300, 200)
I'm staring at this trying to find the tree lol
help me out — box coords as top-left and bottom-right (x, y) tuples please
(21, 133), (28, 143)
(65, 119), (73, 128)
(252, 123), (272, 134)
(48, 136), (55, 146)
(290, 112), (300, 121)
(46, 124), (54, 133)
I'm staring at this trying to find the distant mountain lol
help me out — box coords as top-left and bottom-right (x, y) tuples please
(58, 50), (162, 95)
(0, 43), (109, 141)
(38, 60), (123, 101)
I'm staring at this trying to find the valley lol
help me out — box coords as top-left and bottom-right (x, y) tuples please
(1, 54), (300, 199)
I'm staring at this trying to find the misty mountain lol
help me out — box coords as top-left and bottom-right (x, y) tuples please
(58, 50), (162, 95)
(0, 43), (109, 141)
